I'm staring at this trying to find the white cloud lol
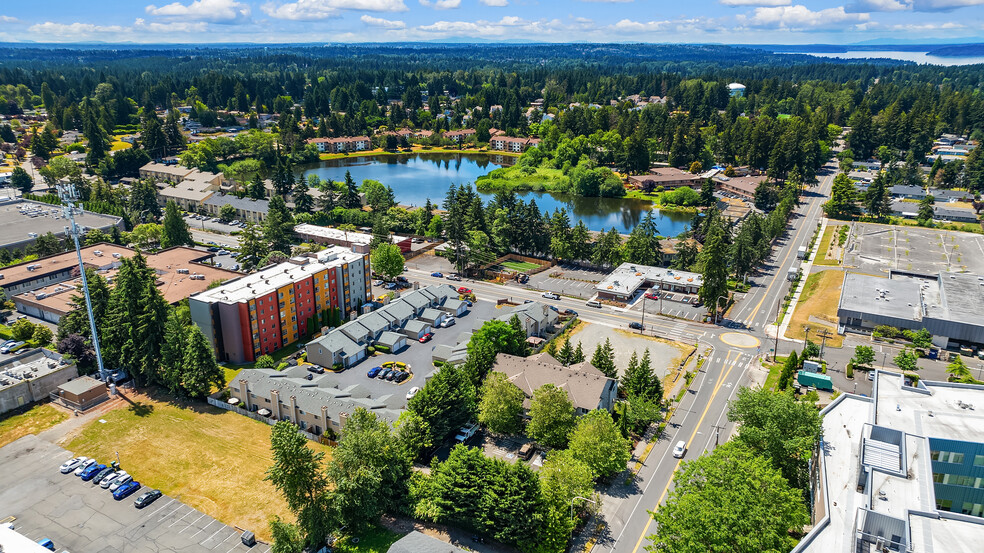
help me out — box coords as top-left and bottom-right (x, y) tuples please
(479, 0), (509, 5)
(361, 14), (406, 28)
(844, 0), (911, 10)
(261, 0), (408, 20)
(736, 5), (868, 29)
(720, 0), (790, 6)
(419, 0), (461, 8)
(145, 0), (250, 23)
(28, 22), (128, 36)
(416, 16), (576, 37)
(27, 18), (208, 40)
(882, 21), (965, 30)
(610, 19), (670, 32)
(0, 16), (18, 23)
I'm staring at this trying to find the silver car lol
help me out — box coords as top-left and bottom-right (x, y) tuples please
(110, 474), (133, 492)
(101, 470), (127, 489)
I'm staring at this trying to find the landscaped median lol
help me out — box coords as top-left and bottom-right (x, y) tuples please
(64, 393), (330, 542)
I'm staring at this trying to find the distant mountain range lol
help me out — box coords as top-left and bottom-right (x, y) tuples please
(742, 42), (984, 57)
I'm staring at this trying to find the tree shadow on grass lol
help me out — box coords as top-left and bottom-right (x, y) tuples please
(120, 395), (155, 417)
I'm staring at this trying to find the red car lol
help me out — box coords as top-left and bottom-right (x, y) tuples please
(645, 292), (659, 300)
(419, 333), (433, 343)
(457, 287), (472, 295)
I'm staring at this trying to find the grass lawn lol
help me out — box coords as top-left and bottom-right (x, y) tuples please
(332, 526), (404, 553)
(65, 394), (330, 541)
(0, 403), (68, 448)
(814, 225), (842, 266)
(500, 260), (541, 272)
(762, 356), (789, 391)
(784, 270), (845, 348)
(475, 164), (568, 193)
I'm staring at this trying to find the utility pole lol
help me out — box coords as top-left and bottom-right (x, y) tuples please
(640, 295), (647, 332)
(58, 183), (109, 382)
(711, 423), (725, 447)
(817, 328), (832, 359)
(774, 297), (781, 361)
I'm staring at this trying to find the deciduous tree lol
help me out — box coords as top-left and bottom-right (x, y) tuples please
(527, 383), (575, 449)
(478, 372), (525, 435)
(568, 409), (631, 478)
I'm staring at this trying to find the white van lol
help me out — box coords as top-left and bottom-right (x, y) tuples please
(586, 300), (602, 308)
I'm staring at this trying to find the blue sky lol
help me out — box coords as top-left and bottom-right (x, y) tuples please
(0, 0), (982, 44)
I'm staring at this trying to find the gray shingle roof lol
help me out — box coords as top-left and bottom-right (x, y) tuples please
(387, 532), (467, 553)
(203, 193), (270, 213)
(403, 320), (430, 333)
(377, 331), (406, 349)
(380, 300), (414, 322)
(311, 330), (363, 355)
(493, 352), (615, 412)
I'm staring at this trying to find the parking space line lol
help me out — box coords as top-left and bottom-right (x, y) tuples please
(225, 542), (243, 553)
(184, 515), (210, 534)
(169, 509), (196, 527)
(211, 531), (238, 550)
(158, 506), (184, 521)
(145, 498), (175, 518)
(202, 527), (225, 545)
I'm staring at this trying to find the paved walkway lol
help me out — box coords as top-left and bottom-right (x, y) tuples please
(777, 217), (828, 342)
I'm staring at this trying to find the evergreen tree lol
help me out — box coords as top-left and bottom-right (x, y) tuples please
(407, 363), (476, 443)
(697, 225), (729, 317)
(264, 195), (295, 255)
(292, 179), (313, 213)
(161, 200), (192, 248)
(591, 338), (617, 379)
(181, 326), (224, 398)
(864, 172), (891, 220)
(571, 341), (585, 364)
(700, 177), (716, 206)
(778, 350), (799, 390)
(340, 170), (361, 209)
(160, 309), (186, 394)
(239, 222), (270, 270)
(556, 336), (574, 365)
(621, 348), (663, 402)
(247, 175), (266, 200)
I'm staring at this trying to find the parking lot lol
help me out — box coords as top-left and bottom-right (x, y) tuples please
(1, 435), (267, 553)
(625, 290), (707, 322)
(185, 212), (251, 234)
(303, 298), (498, 407)
(525, 263), (607, 300)
(843, 222), (984, 276)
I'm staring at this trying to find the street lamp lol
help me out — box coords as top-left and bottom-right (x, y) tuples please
(570, 495), (598, 540)
(714, 294), (728, 325)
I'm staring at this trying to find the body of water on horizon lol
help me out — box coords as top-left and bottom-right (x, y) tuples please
(297, 152), (694, 236)
(780, 50), (984, 66)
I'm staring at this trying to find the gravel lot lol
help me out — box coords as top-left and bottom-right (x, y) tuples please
(0, 435), (265, 553)
(567, 322), (692, 380)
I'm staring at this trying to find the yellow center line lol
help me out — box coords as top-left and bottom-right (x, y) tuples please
(628, 350), (743, 553)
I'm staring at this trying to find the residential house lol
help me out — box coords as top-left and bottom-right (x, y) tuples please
(496, 302), (558, 338)
(401, 319), (432, 341)
(891, 185), (927, 200)
(418, 308), (447, 327)
(933, 206), (978, 223)
(441, 299), (468, 317)
(492, 352), (618, 414)
(307, 331), (367, 369)
(376, 331), (407, 353)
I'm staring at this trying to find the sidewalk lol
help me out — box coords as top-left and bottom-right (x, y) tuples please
(776, 217), (827, 342)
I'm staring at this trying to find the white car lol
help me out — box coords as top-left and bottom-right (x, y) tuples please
(442, 317), (456, 328)
(102, 470), (127, 489)
(672, 440), (687, 459)
(542, 292), (560, 300)
(59, 456), (87, 474)
(74, 458), (96, 476)
(406, 386), (420, 400)
(109, 474), (132, 492)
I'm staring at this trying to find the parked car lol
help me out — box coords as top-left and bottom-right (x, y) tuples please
(37, 539), (55, 551)
(378, 368), (393, 380)
(672, 441), (687, 458)
(113, 480), (141, 500)
(92, 468), (116, 485)
(564, 309), (578, 316)
(518, 443), (536, 461)
(386, 370), (399, 381)
(455, 422), (480, 443)
(549, 305), (559, 313)
(542, 292), (560, 300)
(80, 463), (107, 481)
(367, 366), (382, 378)
(431, 272), (444, 277)
(419, 333), (433, 343)
(412, 238), (424, 243)
(384, 282), (398, 290)
(0, 341), (24, 354)
(446, 274), (462, 281)
(372, 280), (384, 286)
(395, 371), (409, 383)
(396, 276), (409, 284)
(464, 300), (473, 307)
(103, 471), (128, 489)
(645, 292), (659, 300)
(406, 386), (420, 400)
(134, 489), (163, 508)
(60, 456), (88, 474)
(110, 474), (133, 492)
(74, 458), (96, 476)
(442, 317), (456, 328)
(0, 340), (15, 351)
(207, 246), (220, 252)
(585, 300), (602, 308)
(457, 287), (471, 295)
(307, 365), (325, 374)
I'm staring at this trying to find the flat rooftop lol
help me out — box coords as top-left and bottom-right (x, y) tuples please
(596, 262), (702, 297)
(840, 272), (922, 321)
(932, 272), (984, 327)
(0, 349), (70, 391)
(294, 224), (407, 246)
(876, 371), (984, 444)
(193, 247), (362, 305)
(0, 200), (122, 249)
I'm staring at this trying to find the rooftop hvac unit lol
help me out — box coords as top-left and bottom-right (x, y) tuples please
(93, 250), (103, 256)
(36, 293), (47, 299)
(177, 268), (190, 274)
(112, 253), (122, 258)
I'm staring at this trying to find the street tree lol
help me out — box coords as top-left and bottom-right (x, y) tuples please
(370, 243), (404, 280)
(590, 338), (617, 379)
(778, 350), (799, 390)
(649, 442), (809, 553)
(895, 347), (919, 372)
(568, 409), (631, 478)
(697, 226), (729, 316)
(852, 345), (875, 369)
(825, 173), (858, 219)
(527, 383), (576, 449)
(947, 355), (976, 383)
(11, 166), (32, 194)
(219, 204), (237, 222)
(727, 386), (822, 491)
(478, 371), (525, 435)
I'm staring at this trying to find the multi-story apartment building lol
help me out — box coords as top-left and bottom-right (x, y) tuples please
(489, 136), (540, 153)
(189, 246), (370, 363)
(307, 136), (371, 153)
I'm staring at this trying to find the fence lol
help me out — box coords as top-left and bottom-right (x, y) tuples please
(207, 396), (336, 446)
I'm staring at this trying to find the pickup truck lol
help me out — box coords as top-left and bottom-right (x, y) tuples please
(455, 422), (480, 443)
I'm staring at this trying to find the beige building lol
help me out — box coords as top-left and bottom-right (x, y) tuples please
(0, 349), (78, 415)
(139, 162), (195, 183)
(493, 352), (617, 415)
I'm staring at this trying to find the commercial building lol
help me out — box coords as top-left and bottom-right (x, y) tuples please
(626, 167), (701, 191)
(226, 366), (402, 439)
(294, 224), (412, 254)
(4, 245), (239, 323)
(0, 349), (77, 415)
(713, 175), (763, 200)
(0, 199), (124, 254)
(190, 247), (371, 363)
(138, 162), (195, 183)
(492, 352), (618, 414)
(595, 262), (703, 302)
(838, 271), (984, 348)
(51, 375), (109, 412)
(728, 82), (746, 97)
(794, 370), (984, 553)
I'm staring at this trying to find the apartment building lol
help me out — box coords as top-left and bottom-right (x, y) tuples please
(489, 136), (541, 153)
(138, 162), (195, 183)
(189, 247), (371, 363)
(627, 167), (702, 191)
(307, 136), (371, 153)
(444, 129), (476, 143)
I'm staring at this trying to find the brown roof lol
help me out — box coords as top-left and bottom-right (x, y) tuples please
(492, 352), (613, 412)
(714, 176), (765, 196)
(627, 167), (701, 185)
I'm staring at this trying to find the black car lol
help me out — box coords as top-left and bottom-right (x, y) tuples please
(92, 467), (115, 485)
(564, 309), (578, 316)
(134, 489), (163, 508)
(386, 370), (400, 381)
(378, 368), (393, 380)
(395, 371), (410, 383)
(629, 322), (644, 330)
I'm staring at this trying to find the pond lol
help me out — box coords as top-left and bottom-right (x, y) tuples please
(297, 152), (693, 235)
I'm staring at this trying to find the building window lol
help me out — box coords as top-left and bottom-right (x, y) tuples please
(975, 455), (984, 467)
(962, 502), (984, 517)
(936, 498), (953, 511)
(932, 450), (966, 464)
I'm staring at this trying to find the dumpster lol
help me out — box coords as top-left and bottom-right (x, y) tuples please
(241, 531), (256, 546)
